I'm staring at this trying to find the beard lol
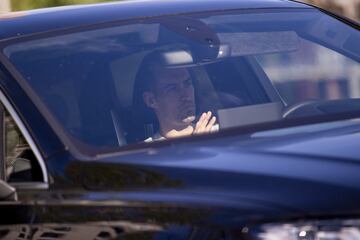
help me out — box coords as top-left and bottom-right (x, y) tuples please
(178, 104), (196, 124)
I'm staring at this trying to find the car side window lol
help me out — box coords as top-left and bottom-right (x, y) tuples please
(4, 109), (42, 183)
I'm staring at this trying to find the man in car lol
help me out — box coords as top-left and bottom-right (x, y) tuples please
(136, 51), (218, 142)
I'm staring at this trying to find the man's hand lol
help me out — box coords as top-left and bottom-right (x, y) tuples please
(193, 111), (217, 135)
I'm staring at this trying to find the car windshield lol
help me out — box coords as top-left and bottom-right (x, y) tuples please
(3, 8), (360, 153)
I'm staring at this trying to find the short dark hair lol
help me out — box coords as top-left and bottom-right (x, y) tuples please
(131, 51), (165, 141)
(134, 50), (166, 94)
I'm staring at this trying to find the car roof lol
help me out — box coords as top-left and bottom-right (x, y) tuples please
(0, 0), (311, 42)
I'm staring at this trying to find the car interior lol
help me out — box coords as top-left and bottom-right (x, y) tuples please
(10, 36), (283, 148)
(69, 51), (280, 146)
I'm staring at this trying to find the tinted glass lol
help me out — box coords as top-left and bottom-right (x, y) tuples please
(3, 9), (360, 153)
(4, 109), (40, 182)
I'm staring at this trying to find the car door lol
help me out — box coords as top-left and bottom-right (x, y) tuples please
(0, 90), (217, 239)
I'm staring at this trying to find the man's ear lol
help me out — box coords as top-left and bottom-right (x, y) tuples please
(143, 92), (157, 109)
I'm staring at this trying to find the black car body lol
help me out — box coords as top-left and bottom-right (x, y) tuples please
(0, 0), (360, 239)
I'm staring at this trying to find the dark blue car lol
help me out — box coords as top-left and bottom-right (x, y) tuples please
(0, 0), (360, 239)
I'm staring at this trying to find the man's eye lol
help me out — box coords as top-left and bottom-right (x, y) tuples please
(184, 80), (192, 87)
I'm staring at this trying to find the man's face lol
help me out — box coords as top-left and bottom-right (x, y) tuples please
(144, 67), (196, 129)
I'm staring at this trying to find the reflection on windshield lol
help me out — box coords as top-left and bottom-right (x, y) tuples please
(3, 9), (360, 153)
(257, 38), (360, 106)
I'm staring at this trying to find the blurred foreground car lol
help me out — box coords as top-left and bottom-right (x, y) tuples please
(0, 0), (360, 239)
